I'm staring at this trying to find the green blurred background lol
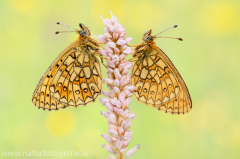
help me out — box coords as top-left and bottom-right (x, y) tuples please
(1, 0), (240, 158)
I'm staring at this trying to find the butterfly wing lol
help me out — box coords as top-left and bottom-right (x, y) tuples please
(131, 47), (192, 114)
(32, 40), (80, 110)
(49, 45), (102, 106)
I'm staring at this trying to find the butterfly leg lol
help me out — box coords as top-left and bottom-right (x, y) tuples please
(100, 57), (107, 68)
(127, 53), (142, 62)
(92, 51), (109, 68)
(127, 43), (147, 48)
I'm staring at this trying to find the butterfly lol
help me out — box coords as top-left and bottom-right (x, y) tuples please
(32, 23), (103, 110)
(131, 25), (192, 114)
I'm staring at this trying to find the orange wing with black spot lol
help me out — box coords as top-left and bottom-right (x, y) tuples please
(131, 47), (192, 114)
(32, 39), (102, 110)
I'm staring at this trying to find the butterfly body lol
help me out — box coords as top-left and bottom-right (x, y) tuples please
(131, 29), (192, 114)
(32, 24), (102, 111)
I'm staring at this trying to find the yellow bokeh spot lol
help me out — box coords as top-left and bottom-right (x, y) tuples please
(198, 2), (240, 35)
(7, 0), (39, 14)
(46, 110), (76, 136)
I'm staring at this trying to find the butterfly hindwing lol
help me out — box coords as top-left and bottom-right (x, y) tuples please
(131, 44), (192, 114)
(32, 41), (79, 110)
(49, 45), (102, 106)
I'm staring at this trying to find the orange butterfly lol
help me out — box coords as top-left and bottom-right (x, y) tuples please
(131, 25), (192, 114)
(32, 23), (103, 110)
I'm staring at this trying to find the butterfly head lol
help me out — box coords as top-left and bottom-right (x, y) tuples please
(143, 29), (154, 42)
(144, 25), (183, 42)
(79, 23), (91, 37)
(55, 22), (91, 38)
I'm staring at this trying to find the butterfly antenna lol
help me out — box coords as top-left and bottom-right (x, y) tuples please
(155, 36), (183, 41)
(55, 31), (78, 34)
(154, 25), (178, 36)
(56, 22), (77, 30)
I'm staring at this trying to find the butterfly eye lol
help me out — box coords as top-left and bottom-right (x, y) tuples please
(80, 30), (88, 36)
(144, 35), (152, 41)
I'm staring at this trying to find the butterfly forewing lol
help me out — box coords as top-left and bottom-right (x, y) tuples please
(131, 41), (192, 114)
(32, 26), (102, 111)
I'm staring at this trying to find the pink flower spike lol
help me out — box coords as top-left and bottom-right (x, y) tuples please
(109, 156), (116, 159)
(98, 34), (107, 43)
(107, 129), (118, 138)
(102, 134), (112, 143)
(116, 139), (124, 150)
(117, 39), (126, 46)
(125, 37), (133, 44)
(99, 13), (139, 158)
(124, 144), (140, 159)
(107, 42), (116, 48)
(102, 144), (116, 154)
